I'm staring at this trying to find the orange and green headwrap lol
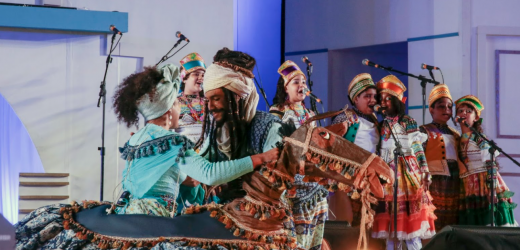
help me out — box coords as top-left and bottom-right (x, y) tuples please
(278, 60), (306, 86)
(348, 73), (375, 100)
(428, 84), (452, 107)
(376, 75), (407, 103)
(180, 52), (206, 79)
(455, 95), (484, 116)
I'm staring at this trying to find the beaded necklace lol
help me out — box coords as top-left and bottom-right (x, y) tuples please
(179, 92), (205, 123)
(288, 103), (311, 126)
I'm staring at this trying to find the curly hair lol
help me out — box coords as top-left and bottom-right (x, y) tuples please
(112, 66), (163, 128)
(195, 48), (256, 161)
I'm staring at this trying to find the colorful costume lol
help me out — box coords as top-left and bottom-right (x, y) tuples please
(329, 73), (379, 226)
(176, 52), (206, 144)
(15, 64), (263, 250)
(420, 84), (464, 230)
(372, 75), (436, 250)
(455, 95), (517, 226)
(269, 60), (327, 250)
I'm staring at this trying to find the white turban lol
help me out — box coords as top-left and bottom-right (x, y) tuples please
(204, 63), (259, 123)
(137, 64), (181, 121)
(203, 63), (259, 158)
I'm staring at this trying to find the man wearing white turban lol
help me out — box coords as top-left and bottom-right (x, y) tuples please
(195, 48), (295, 203)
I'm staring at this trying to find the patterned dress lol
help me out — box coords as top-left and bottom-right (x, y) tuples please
(372, 115), (436, 241)
(420, 123), (462, 230)
(458, 131), (517, 226)
(270, 103), (328, 250)
(175, 92), (205, 144)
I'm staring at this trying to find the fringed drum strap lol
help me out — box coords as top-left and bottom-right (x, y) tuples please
(299, 126), (315, 175)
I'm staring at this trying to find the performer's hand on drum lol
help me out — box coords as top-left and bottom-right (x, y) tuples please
(251, 147), (280, 169)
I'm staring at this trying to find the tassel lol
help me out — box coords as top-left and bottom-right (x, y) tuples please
(249, 207), (257, 215)
(225, 220), (233, 229)
(234, 228), (241, 236)
(239, 202), (246, 211)
(351, 189), (360, 199)
(210, 210), (218, 218)
(268, 175), (276, 183)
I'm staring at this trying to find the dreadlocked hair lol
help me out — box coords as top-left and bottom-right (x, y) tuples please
(213, 47), (256, 71)
(194, 47), (255, 161)
(112, 66), (163, 128)
(195, 89), (248, 161)
(271, 75), (305, 108)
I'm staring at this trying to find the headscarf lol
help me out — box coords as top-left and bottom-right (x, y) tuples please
(180, 52), (206, 80)
(428, 84), (452, 107)
(376, 75), (407, 103)
(455, 95), (484, 116)
(277, 60), (306, 86)
(136, 64), (181, 121)
(348, 73), (375, 101)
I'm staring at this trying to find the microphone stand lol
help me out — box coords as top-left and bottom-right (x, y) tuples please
(253, 77), (270, 109)
(366, 63), (440, 124)
(305, 64), (321, 126)
(458, 119), (520, 227)
(155, 40), (190, 67)
(382, 114), (413, 250)
(97, 32), (120, 201)
(253, 64), (270, 109)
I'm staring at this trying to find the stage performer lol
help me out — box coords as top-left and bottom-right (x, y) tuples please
(176, 52), (206, 144)
(269, 60), (328, 250)
(194, 47), (293, 200)
(371, 75), (436, 250)
(15, 63), (280, 249)
(455, 95), (517, 227)
(174, 52), (207, 214)
(419, 84), (463, 230)
(328, 73), (379, 227)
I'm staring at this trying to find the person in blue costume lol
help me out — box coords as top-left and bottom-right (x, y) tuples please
(193, 48), (295, 204)
(15, 63), (280, 250)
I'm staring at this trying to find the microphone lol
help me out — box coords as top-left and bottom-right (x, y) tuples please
(362, 59), (380, 68)
(302, 56), (312, 66)
(452, 116), (469, 127)
(109, 25), (122, 35)
(303, 88), (322, 103)
(176, 31), (189, 42)
(421, 63), (440, 70)
(373, 104), (387, 115)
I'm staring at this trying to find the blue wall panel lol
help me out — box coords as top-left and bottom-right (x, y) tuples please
(0, 5), (128, 33)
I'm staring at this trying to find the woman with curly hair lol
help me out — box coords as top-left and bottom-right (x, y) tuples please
(15, 64), (279, 249)
(455, 95), (517, 227)
(269, 60), (327, 250)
